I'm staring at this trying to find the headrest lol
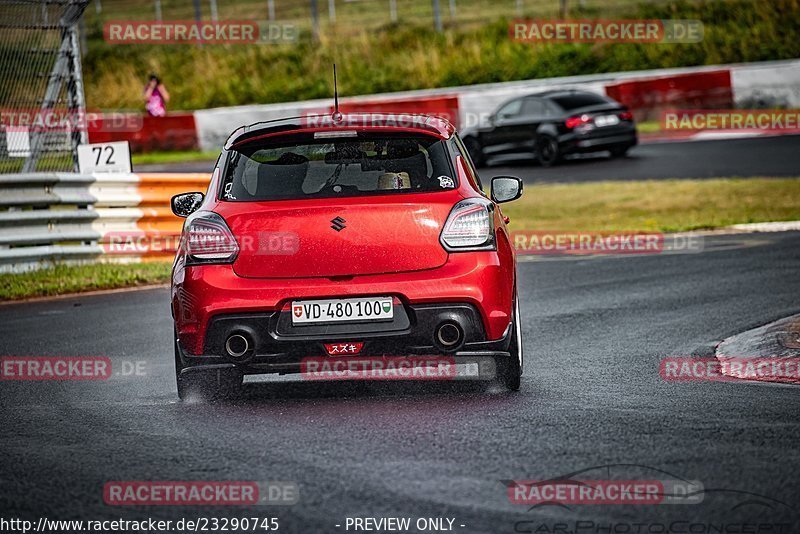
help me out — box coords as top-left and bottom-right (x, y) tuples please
(377, 172), (411, 190)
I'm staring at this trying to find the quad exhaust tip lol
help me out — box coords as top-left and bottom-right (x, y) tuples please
(435, 322), (464, 351)
(225, 333), (251, 359)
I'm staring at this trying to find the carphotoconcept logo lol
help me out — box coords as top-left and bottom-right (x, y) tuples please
(507, 464), (796, 532)
(504, 465), (704, 508)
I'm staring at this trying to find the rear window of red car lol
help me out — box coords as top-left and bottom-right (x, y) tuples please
(220, 134), (456, 201)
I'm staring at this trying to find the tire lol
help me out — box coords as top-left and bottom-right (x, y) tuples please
(175, 330), (242, 401)
(536, 134), (561, 167)
(609, 146), (629, 158)
(464, 137), (486, 168)
(174, 330), (188, 400)
(497, 292), (523, 391)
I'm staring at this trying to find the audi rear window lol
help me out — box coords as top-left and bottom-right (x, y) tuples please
(551, 93), (612, 110)
(220, 135), (456, 201)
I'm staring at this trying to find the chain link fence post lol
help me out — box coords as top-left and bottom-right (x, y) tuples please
(0, 1), (90, 174)
(311, 0), (320, 40)
(433, 0), (443, 32)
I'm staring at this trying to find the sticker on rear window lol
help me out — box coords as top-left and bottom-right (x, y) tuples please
(438, 175), (455, 189)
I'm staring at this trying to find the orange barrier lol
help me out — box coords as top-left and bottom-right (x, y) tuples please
(139, 173), (210, 258)
(137, 173), (211, 208)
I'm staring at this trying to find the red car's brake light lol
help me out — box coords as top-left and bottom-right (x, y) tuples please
(440, 199), (494, 251)
(565, 114), (592, 129)
(182, 211), (239, 264)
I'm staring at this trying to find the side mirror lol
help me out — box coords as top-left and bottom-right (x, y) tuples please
(491, 176), (523, 203)
(171, 192), (204, 218)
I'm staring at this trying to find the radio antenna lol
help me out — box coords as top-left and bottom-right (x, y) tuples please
(332, 63), (342, 122)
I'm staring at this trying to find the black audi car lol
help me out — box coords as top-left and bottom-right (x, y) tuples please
(461, 89), (638, 167)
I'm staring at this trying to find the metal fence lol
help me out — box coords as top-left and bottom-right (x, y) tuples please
(0, 0), (90, 174)
(85, 0), (652, 36)
(0, 171), (209, 272)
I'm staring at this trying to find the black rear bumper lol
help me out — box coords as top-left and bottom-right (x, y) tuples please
(177, 303), (514, 376)
(560, 128), (638, 154)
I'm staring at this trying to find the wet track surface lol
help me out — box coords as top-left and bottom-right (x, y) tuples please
(138, 134), (800, 183)
(1, 232), (799, 532)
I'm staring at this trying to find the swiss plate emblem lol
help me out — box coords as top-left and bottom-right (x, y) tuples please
(293, 305), (303, 318)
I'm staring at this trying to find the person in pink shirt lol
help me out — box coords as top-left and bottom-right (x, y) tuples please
(144, 74), (170, 117)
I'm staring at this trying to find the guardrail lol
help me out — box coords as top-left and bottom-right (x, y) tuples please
(0, 172), (210, 273)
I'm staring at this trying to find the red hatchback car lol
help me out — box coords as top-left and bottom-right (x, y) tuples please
(170, 113), (524, 399)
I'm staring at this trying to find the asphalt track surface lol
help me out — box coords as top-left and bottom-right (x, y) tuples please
(1, 231), (799, 532)
(138, 134), (800, 183)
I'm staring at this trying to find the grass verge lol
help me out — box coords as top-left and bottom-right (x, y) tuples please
(131, 150), (219, 166)
(503, 177), (800, 232)
(635, 121), (662, 135)
(0, 262), (172, 302)
(2, 177), (798, 300)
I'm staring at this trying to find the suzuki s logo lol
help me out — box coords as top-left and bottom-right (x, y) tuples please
(330, 216), (346, 232)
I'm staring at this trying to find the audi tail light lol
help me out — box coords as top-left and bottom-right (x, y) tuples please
(565, 114), (592, 129)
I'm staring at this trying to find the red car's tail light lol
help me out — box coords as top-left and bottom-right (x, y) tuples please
(565, 114), (592, 129)
(182, 211), (239, 264)
(440, 199), (494, 251)
(618, 111), (634, 121)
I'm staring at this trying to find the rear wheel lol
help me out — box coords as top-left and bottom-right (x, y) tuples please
(175, 330), (242, 401)
(536, 134), (561, 167)
(497, 293), (523, 391)
(464, 137), (486, 168)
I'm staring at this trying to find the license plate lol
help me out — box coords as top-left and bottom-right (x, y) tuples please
(594, 115), (620, 127)
(291, 297), (393, 324)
